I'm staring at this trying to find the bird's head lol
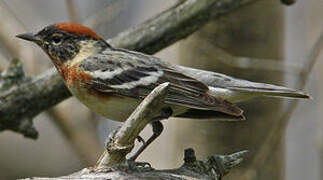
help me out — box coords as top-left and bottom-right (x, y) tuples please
(16, 22), (110, 66)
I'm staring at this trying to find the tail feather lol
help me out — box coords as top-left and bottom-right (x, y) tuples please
(203, 93), (244, 116)
(166, 93), (243, 116)
(262, 91), (310, 99)
(176, 109), (245, 121)
(228, 82), (311, 99)
(176, 66), (310, 99)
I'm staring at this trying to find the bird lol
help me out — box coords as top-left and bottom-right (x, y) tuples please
(16, 22), (310, 160)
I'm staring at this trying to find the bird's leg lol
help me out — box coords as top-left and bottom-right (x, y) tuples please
(129, 107), (172, 161)
(129, 120), (164, 161)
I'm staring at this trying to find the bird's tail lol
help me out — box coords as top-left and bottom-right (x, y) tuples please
(176, 109), (245, 121)
(228, 81), (310, 99)
(176, 66), (310, 100)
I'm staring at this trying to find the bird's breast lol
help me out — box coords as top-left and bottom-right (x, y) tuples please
(60, 65), (139, 121)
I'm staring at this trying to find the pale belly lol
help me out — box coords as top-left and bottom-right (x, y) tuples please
(67, 85), (188, 122)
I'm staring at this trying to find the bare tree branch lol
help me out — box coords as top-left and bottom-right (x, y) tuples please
(83, 0), (126, 29)
(0, 58), (39, 138)
(96, 83), (170, 167)
(280, 0), (296, 6)
(197, 38), (304, 74)
(21, 149), (248, 180)
(21, 83), (247, 179)
(109, 0), (257, 54)
(251, 29), (323, 170)
(0, 0), (258, 138)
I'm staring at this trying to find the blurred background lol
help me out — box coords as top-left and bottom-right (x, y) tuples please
(0, 0), (322, 179)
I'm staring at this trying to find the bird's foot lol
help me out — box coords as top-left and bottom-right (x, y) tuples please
(128, 121), (164, 161)
(126, 159), (153, 172)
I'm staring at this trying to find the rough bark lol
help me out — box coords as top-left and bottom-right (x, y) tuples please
(0, 0), (258, 138)
(174, 0), (285, 179)
(21, 149), (247, 180)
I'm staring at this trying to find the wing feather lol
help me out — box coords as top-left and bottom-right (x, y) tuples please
(177, 66), (310, 99)
(80, 48), (243, 116)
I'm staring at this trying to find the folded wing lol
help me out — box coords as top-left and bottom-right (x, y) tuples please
(79, 49), (243, 116)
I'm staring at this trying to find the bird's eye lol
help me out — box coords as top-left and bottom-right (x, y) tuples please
(52, 36), (62, 45)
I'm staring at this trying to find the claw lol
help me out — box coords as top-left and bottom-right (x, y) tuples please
(136, 136), (146, 144)
(129, 121), (164, 161)
(126, 159), (153, 171)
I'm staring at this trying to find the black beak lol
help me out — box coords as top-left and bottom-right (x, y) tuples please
(16, 33), (42, 44)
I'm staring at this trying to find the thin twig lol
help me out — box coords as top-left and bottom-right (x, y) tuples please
(197, 39), (304, 74)
(96, 83), (169, 167)
(83, 0), (126, 29)
(251, 29), (323, 169)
